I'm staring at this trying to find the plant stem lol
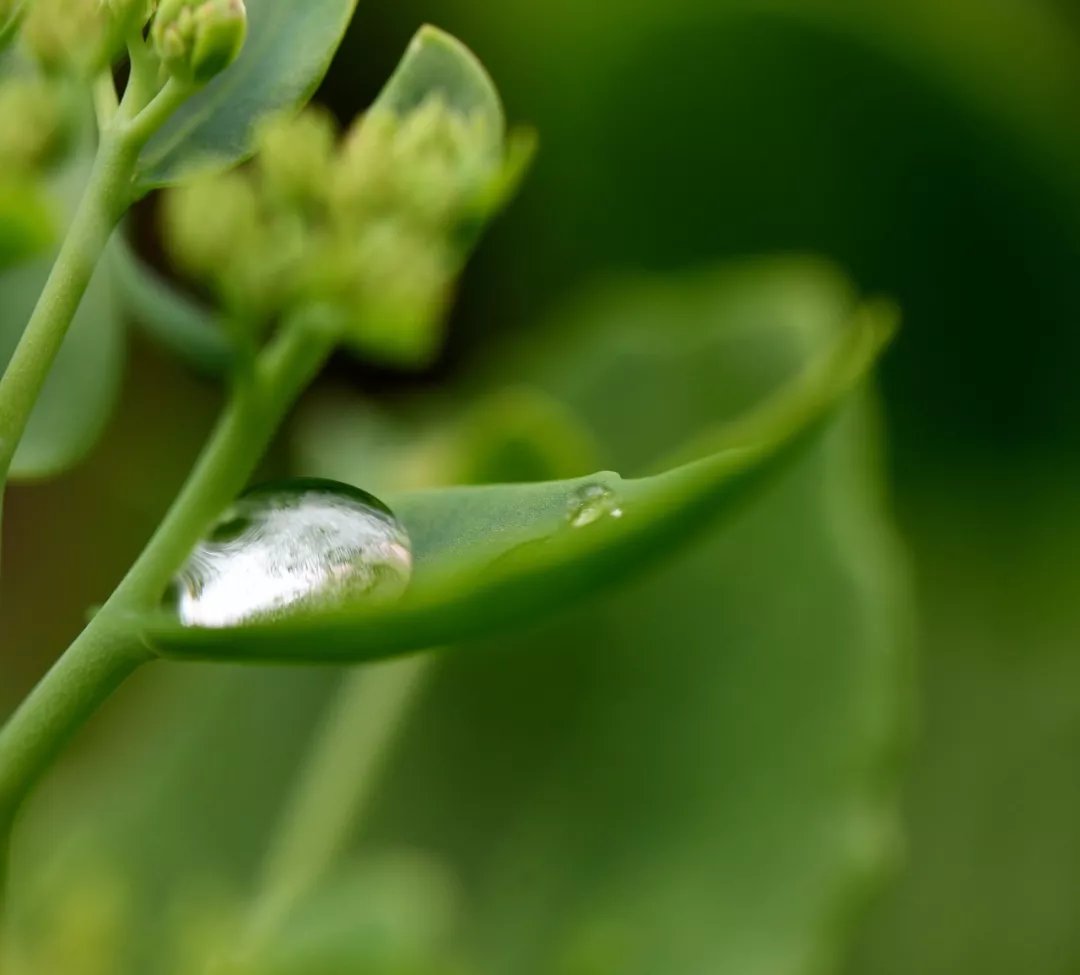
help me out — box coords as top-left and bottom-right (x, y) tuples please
(124, 30), (161, 116)
(235, 655), (431, 964)
(0, 131), (137, 480)
(93, 72), (119, 129)
(124, 79), (191, 148)
(0, 322), (335, 883)
(0, 69), (192, 483)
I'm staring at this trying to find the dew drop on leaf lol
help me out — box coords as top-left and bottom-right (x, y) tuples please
(567, 483), (623, 528)
(167, 479), (412, 628)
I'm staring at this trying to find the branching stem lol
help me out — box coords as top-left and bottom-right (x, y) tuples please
(0, 320), (335, 894)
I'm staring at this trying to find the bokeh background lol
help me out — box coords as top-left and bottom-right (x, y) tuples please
(4, 0), (1080, 972)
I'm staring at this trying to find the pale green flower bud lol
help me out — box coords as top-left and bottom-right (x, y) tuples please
(341, 219), (453, 366)
(22, 0), (113, 74)
(152, 0), (246, 86)
(256, 107), (339, 209)
(390, 95), (494, 224)
(163, 170), (260, 282)
(102, 0), (155, 36)
(330, 109), (397, 221)
(0, 77), (68, 171)
(334, 96), (500, 232)
(163, 169), (307, 322)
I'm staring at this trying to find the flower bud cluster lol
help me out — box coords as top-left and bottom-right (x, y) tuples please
(164, 97), (528, 366)
(19, 0), (245, 85)
(21, 0), (154, 76)
(0, 75), (67, 172)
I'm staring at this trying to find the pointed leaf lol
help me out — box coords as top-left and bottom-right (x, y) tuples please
(109, 231), (233, 376)
(140, 294), (894, 662)
(373, 25), (505, 150)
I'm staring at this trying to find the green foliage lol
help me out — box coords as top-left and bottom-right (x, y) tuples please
(0, 74), (68, 266)
(0, 152), (122, 480)
(0, 179), (54, 268)
(0, 5), (907, 975)
(139, 264), (893, 663)
(108, 232), (233, 375)
(20, 0), (152, 75)
(0, 75), (70, 171)
(136, 0), (359, 188)
(160, 26), (529, 366)
(9, 261), (905, 975)
(352, 261), (909, 975)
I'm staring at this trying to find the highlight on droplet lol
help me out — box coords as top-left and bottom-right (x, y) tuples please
(167, 478), (413, 628)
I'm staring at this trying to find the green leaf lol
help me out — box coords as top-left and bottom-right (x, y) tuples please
(18, 261), (910, 975)
(135, 0), (358, 190)
(1, 155), (124, 481)
(373, 25), (505, 150)
(256, 852), (463, 975)
(0, 178), (55, 269)
(109, 230), (233, 376)
(140, 267), (894, 662)
(354, 260), (912, 975)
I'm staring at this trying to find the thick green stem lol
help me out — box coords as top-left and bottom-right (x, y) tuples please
(0, 324), (334, 877)
(0, 132), (137, 479)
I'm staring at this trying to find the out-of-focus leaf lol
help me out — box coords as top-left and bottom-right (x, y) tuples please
(109, 232), (233, 376)
(373, 25), (505, 150)
(328, 259), (911, 975)
(293, 385), (602, 496)
(12, 261), (909, 975)
(255, 852), (464, 975)
(138, 280), (893, 662)
(849, 471), (1080, 975)
(1, 154), (124, 481)
(0, 178), (55, 268)
(135, 0), (358, 190)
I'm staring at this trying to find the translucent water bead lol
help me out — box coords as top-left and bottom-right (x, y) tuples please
(168, 479), (413, 628)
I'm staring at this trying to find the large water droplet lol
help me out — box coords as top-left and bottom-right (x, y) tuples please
(567, 483), (623, 528)
(168, 479), (412, 628)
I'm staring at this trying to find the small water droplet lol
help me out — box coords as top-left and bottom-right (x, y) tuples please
(168, 478), (412, 628)
(567, 483), (624, 528)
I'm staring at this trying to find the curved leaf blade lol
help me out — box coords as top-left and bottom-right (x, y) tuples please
(109, 231), (233, 376)
(374, 25), (505, 149)
(136, 0), (358, 190)
(2, 155), (124, 482)
(141, 300), (894, 661)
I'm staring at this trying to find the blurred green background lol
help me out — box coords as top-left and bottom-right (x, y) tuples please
(4, 0), (1080, 972)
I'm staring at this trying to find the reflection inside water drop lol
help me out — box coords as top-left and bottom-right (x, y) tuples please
(168, 479), (412, 628)
(567, 483), (623, 528)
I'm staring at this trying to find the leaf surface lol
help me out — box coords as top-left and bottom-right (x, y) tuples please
(1, 155), (124, 481)
(136, 0), (359, 189)
(142, 262), (894, 668)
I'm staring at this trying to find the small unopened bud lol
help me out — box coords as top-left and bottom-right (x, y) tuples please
(153, 0), (247, 86)
(163, 170), (260, 281)
(256, 108), (339, 209)
(103, 0), (155, 37)
(0, 77), (68, 171)
(340, 220), (453, 366)
(163, 169), (306, 321)
(331, 109), (397, 219)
